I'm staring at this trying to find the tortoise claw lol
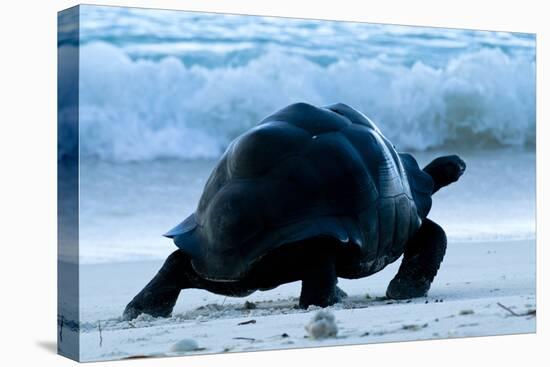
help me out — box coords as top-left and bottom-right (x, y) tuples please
(386, 276), (431, 300)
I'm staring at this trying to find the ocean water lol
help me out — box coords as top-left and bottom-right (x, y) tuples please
(78, 150), (535, 264)
(61, 5), (536, 264)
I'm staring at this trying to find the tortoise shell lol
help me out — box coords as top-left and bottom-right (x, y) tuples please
(165, 102), (432, 281)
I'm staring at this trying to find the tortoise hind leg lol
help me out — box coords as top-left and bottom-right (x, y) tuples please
(123, 250), (256, 321)
(298, 243), (345, 309)
(123, 250), (189, 321)
(386, 218), (447, 299)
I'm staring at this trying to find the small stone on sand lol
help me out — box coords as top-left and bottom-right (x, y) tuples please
(244, 301), (256, 310)
(305, 310), (338, 339)
(169, 339), (199, 353)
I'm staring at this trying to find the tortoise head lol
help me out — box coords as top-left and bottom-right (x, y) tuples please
(423, 155), (466, 194)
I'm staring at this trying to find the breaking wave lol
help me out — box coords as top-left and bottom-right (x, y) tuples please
(71, 42), (535, 162)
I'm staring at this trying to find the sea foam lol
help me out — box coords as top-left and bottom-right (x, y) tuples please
(70, 42), (535, 162)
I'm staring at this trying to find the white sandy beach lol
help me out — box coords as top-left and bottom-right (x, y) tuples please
(70, 239), (535, 361)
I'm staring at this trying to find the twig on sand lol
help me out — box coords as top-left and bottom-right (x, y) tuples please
(233, 337), (256, 341)
(497, 302), (520, 316)
(238, 319), (257, 325)
(497, 302), (536, 317)
(98, 321), (103, 347)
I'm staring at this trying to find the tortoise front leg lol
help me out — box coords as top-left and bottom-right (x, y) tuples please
(386, 218), (447, 299)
